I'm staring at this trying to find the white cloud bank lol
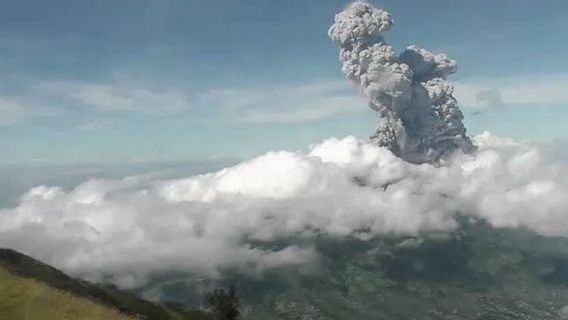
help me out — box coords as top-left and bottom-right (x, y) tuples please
(1, 133), (567, 287)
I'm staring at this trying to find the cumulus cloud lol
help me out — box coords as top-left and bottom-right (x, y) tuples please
(328, 2), (474, 164)
(1, 134), (567, 287)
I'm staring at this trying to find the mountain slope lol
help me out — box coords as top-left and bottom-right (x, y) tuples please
(0, 248), (209, 320)
(0, 266), (134, 320)
(141, 221), (568, 320)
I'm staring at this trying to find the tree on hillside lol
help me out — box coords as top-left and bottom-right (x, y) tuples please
(204, 285), (241, 320)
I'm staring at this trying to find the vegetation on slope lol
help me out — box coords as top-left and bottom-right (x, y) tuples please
(0, 248), (210, 320)
(0, 266), (133, 320)
(143, 221), (568, 320)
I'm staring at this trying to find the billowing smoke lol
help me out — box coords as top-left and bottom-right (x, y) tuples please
(328, 2), (475, 163)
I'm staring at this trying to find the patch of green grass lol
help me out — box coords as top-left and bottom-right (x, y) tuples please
(0, 249), (211, 320)
(0, 266), (133, 320)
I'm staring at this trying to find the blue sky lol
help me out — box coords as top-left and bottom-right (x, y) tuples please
(1, 0), (567, 164)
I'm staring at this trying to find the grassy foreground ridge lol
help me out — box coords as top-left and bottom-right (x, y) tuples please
(0, 248), (209, 320)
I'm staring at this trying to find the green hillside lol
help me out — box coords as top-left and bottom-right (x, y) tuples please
(0, 249), (209, 320)
(141, 221), (568, 320)
(0, 266), (134, 320)
(7, 220), (568, 320)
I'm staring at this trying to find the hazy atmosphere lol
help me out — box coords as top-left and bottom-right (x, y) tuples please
(2, 1), (568, 319)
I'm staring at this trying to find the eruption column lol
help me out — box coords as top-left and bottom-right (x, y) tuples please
(328, 2), (475, 164)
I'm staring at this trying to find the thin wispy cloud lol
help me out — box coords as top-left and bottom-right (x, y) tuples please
(3, 74), (568, 129)
(0, 98), (25, 126)
(2, 78), (365, 127)
(199, 79), (364, 124)
(34, 81), (191, 114)
(235, 95), (362, 124)
(76, 118), (116, 131)
(455, 74), (568, 108)
(0, 97), (61, 126)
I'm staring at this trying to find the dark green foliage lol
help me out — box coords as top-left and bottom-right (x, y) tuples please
(145, 221), (568, 319)
(205, 285), (241, 320)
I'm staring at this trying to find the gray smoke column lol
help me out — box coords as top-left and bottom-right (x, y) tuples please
(328, 1), (475, 163)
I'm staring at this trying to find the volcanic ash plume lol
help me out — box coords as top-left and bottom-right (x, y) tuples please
(328, 2), (475, 164)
